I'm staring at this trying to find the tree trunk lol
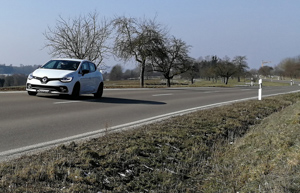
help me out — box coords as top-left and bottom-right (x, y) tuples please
(225, 77), (229, 85)
(167, 78), (171, 87)
(191, 78), (194, 84)
(140, 63), (145, 88)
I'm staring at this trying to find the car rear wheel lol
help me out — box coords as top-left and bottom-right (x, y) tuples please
(94, 82), (103, 98)
(28, 91), (37, 96)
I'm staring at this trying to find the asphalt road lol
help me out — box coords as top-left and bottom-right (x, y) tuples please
(0, 85), (299, 159)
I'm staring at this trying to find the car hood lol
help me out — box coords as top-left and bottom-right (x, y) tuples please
(32, 69), (75, 78)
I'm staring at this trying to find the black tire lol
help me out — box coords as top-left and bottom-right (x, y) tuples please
(27, 91), (37, 96)
(71, 83), (80, 99)
(94, 82), (103, 98)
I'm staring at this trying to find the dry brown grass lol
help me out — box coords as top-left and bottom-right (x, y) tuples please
(203, 100), (300, 192)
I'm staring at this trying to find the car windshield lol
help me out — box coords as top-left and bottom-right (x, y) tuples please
(41, 60), (80, 71)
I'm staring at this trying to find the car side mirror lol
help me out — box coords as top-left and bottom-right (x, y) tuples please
(82, 69), (89, 76)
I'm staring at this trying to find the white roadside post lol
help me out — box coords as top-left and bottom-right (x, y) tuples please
(258, 79), (262, 100)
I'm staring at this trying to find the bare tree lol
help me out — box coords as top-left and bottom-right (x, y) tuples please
(181, 59), (200, 84)
(258, 66), (274, 77)
(109, 64), (123, 80)
(197, 56), (219, 82)
(150, 36), (191, 87)
(44, 12), (111, 67)
(277, 56), (300, 79)
(232, 56), (249, 82)
(215, 56), (237, 85)
(113, 16), (165, 87)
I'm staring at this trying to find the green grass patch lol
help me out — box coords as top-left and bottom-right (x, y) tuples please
(0, 92), (299, 192)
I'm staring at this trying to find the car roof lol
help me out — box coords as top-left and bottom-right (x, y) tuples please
(51, 58), (91, 63)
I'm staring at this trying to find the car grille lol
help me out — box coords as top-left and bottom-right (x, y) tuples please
(33, 76), (60, 84)
(27, 84), (68, 93)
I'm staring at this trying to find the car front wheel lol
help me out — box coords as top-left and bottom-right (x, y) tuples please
(71, 83), (80, 99)
(28, 91), (37, 96)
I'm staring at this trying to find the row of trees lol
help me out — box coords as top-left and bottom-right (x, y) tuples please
(0, 74), (27, 87)
(44, 12), (193, 87)
(107, 54), (300, 85)
(251, 56), (300, 80)
(273, 56), (300, 79)
(107, 55), (250, 85)
(107, 65), (163, 81)
(188, 55), (249, 84)
(42, 12), (300, 87)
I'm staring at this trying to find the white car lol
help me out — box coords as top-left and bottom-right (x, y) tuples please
(26, 58), (104, 98)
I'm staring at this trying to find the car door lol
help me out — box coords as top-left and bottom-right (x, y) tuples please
(88, 62), (100, 93)
(79, 62), (93, 93)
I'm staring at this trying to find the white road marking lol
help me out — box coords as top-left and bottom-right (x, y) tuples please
(53, 101), (81, 104)
(203, 91), (220, 94)
(152, 93), (173, 97)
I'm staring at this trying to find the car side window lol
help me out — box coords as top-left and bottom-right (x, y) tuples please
(81, 62), (90, 72)
(89, 62), (96, 72)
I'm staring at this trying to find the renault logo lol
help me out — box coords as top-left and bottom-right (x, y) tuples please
(41, 77), (48, 83)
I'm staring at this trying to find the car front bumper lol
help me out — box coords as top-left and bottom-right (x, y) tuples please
(26, 83), (69, 94)
(26, 79), (74, 95)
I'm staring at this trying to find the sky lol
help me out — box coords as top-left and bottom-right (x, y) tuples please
(0, 0), (300, 70)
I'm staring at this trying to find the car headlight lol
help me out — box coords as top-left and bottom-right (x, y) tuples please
(60, 76), (73, 83)
(28, 73), (33, 80)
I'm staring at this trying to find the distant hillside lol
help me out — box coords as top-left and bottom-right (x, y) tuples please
(0, 64), (39, 75)
(0, 64), (39, 87)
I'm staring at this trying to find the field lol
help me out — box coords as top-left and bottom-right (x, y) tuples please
(0, 77), (292, 91)
(0, 90), (299, 192)
(103, 78), (292, 88)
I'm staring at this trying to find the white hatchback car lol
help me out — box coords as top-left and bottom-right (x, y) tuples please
(26, 58), (104, 98)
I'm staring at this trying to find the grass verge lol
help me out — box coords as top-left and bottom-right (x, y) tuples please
(0, 86), (26, 91)
(204, 98), (300, 192)
(0, 93), (299, 192)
